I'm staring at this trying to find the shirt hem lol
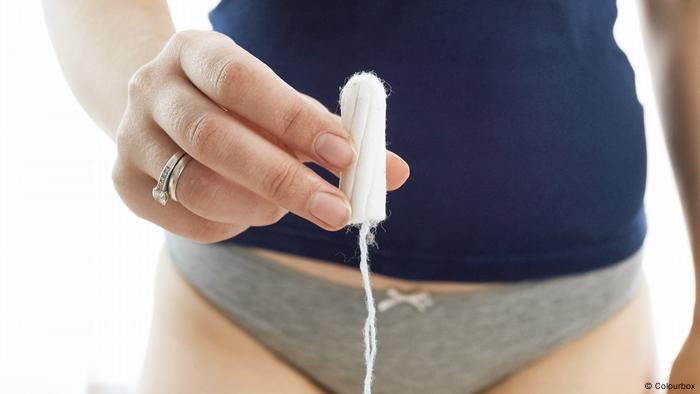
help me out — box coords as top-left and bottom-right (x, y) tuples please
(217, 208), (647, 282)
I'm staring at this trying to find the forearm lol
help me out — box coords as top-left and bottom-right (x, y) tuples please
(640, 1), (700, 327)
(43, 0), (175, 139)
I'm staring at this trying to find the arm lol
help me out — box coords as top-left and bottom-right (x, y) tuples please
(43, 1), (410, 241)
(639, 0), (700, 383)
(640, 0), (700, 325)
(42, 0), (175, 139)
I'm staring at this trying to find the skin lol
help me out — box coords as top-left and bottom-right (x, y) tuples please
(140, 245), (656, 394)
(44, 0), (410, 239)
(42, 0), (699, 392)
(640, 0), (700, 389)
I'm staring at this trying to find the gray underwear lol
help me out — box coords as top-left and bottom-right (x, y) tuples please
(165, 233), (644, 394)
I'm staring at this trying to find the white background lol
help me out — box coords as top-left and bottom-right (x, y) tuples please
(0, 1), (695, 392)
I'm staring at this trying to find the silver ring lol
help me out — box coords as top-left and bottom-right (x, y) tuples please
(168, 153), (192, 202)
(152, 150), (186, 206)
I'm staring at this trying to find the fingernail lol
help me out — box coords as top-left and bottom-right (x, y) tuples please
(309, 191), (351, 228)
(314, 133), (355, 168)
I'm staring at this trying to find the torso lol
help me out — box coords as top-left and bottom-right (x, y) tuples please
(211, 0), (648, 283)
(139, 3), (657, 392)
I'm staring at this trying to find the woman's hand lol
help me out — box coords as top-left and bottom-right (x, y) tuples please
(112, 30), (410, 242)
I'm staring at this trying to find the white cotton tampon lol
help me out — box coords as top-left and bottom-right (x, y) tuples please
(339, 72), (388, 394)
(339, 72), (388, 224)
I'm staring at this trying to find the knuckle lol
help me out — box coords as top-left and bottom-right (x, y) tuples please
(186, 113), (222, 159)
(209, 30), (236, 44)
(303, 93), (328, 112)
(279, 98), (305, 139)
(261, 160), (301, 202)
(256, 206), (287, 226)
(169, 30), (200, 48)
(214, 57), (250, 98)
(127, 63), (159, 99)
(168, 30), (235, 63)
(162, 94), (189, 134)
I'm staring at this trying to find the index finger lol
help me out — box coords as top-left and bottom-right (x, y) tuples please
(171, 31), (355, 172)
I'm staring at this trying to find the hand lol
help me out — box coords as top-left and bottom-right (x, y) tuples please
(669, 330), (700, 392)
(112, 30), (410, 242)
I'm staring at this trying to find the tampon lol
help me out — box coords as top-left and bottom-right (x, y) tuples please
(339, 71), (388, 394)
(339, 72), (388, 224)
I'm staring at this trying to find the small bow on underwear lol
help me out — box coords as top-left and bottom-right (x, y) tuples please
(377, 288), (434, 313)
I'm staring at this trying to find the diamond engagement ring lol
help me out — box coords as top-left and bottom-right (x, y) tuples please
(152, 150), (186, 206)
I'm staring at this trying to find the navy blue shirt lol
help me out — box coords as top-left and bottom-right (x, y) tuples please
(209, 0), (647, 282)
